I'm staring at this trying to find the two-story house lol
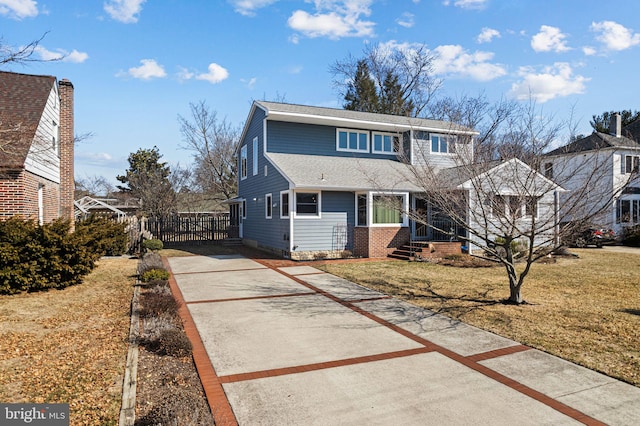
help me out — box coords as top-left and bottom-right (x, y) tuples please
(231, 101), (560, 259)
(544, 113), (640, 234)
(0, 71), (75, 225)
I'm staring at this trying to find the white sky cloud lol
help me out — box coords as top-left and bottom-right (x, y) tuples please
(196, 63), (229, 84)
(241, 77), (257, 89)
(432, 44), (507, 81)
(34, 46), (89, 63)
(477, 27), (500, 44)
(509, 62), (589, 103)
(288, 0), (375, 40)
(104, 0), (146, 23)
(590, 20), (640, 51)
(123, 59), (167, 80)
(582, 46), (596, 56)
(396, 12), (414, 28)
(229, 0), (278, 16)
(444, 0), (487, 10)
(0, 0), (38, 19)
(531, 25), (570, 52)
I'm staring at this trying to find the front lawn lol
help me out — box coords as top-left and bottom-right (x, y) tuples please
(317, 249), (640, 387)
(0, 256), (137, 425)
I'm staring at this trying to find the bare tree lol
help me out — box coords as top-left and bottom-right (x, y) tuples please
(75, 175), (116, 198)
(178, 100), (240, 201)
(387, 100), (634, 304)
(0, 33), (62, 67)
(331, 42), (442, 118)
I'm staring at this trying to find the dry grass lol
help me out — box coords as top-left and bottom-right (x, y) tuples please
(0, 257), (137, 425)
(318, 249), (640, 387)
(159, 244), (236, 258)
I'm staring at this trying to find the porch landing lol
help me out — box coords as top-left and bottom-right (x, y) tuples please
(388, 241), (462, 261)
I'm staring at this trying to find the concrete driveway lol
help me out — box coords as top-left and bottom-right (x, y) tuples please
(165, 254), (640, 426)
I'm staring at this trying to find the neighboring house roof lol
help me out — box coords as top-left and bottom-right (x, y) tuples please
(0, 71), (57, 169)
(545, 131), (640, 156)
(436, 158), (563, 193)
(623, 119), (640, 141)
(267, 153), (423, 192)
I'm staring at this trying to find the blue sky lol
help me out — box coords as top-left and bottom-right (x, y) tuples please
(2, 0), (640, 185)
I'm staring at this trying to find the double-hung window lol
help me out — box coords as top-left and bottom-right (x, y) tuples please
(372, 132), (401, 154)
(492, 195), (538, 219)
(337, 129), (368, 153)
(624, 155), (640, 174)
(240, 145), (247, 180)
(295, 192), (320, 217)
(430, 134), (456, 154)
(356, 192), (408, 227)
(280, 191), (290, 219)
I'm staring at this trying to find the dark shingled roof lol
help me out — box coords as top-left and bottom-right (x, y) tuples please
(623, 119), (640, 141)
(545, 131), (640, 156)
(0, 71), (57, 169)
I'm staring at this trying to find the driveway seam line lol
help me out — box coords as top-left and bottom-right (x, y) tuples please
(218, 347), (435, 384)
(184, 292), (318, 305)
(253, 257), (604, 426)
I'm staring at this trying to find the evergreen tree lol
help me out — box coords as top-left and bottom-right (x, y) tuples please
(380, 71), (415, 117)
(590, 110), (640, 133)
(343, 60), (380, 113)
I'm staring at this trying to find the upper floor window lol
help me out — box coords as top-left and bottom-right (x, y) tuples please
(372, 132), (401, 154)
(252, 137), (259, 176)
(337, 129), (368, 153)
(431, 134), (456, 154)
(240, 145), (247, 180)
(544, 162), (554, 179)
(624, 155), (640, 174)
(491, 195), (538, 219)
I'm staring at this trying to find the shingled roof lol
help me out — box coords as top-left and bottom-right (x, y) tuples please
(545, 131), (640, 156)
(0, 71), (57, 169)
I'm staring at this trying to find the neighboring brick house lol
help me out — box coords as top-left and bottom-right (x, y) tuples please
(0, 71), (74, 225)
(230, 101), (561, 259)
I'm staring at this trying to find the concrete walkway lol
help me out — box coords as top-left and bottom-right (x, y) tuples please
(165, 254), (640, 426)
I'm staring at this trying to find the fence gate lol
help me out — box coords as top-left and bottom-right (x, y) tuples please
(123, 214), (230, 249)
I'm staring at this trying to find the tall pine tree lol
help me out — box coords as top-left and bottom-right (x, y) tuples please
(344, 60), (380, 113)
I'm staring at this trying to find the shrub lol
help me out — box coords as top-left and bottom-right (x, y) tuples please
(621, 225), (640, 247)
(139, 289), (179, 318)
(143, 238), (163, 252)
(0, 217), (102, 294)
(75, 216), (128, 256)
(141, 268), (170, 283)
(158, 328), (193, 357)
(138, 252), (165, 275)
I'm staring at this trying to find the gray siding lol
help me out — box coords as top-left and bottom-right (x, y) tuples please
(292, 191), (355, 252)
(267, 120), (401, 160)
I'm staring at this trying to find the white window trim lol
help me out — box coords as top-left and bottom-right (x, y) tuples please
(265, 193), (273, 219)
(430, 133), (456, 155)
(280, 190), (290, 219)
(369, 191), (409, 227)
(240, 145), (247, 180)
(491, 194), (538, 220)
(355, 192), (368, 227)
(372, 131), (401, 155)
(252, 137), (259, 176)
(624, 155), (640, 174)
(336, 128), (369, 153)
(293, 191), (322, 219)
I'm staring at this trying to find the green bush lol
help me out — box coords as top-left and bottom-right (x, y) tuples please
(76, 216), (128, 256)
(143, 238), (163, 252)
(0, 216), (127, 295)
(141, 268), (170, 282)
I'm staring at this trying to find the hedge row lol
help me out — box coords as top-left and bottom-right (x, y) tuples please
(0, 216), (128, 295)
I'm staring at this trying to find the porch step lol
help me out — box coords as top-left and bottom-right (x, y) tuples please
(222, 238), (243, 246)
(388, 241), (462, 261)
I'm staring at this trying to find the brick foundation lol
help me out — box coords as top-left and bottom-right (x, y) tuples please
(0, 170), (60, 223)
(353, 226), (410, 258)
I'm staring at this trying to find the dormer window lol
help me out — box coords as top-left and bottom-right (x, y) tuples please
(431, 134), (456, 154)
(337, 129), (368, 153)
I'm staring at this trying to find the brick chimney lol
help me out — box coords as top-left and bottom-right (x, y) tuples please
(58, 79), (74, 228)
(609, 113), (621, 138)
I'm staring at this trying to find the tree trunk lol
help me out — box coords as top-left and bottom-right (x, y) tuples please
(508, 283), (523, 304)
